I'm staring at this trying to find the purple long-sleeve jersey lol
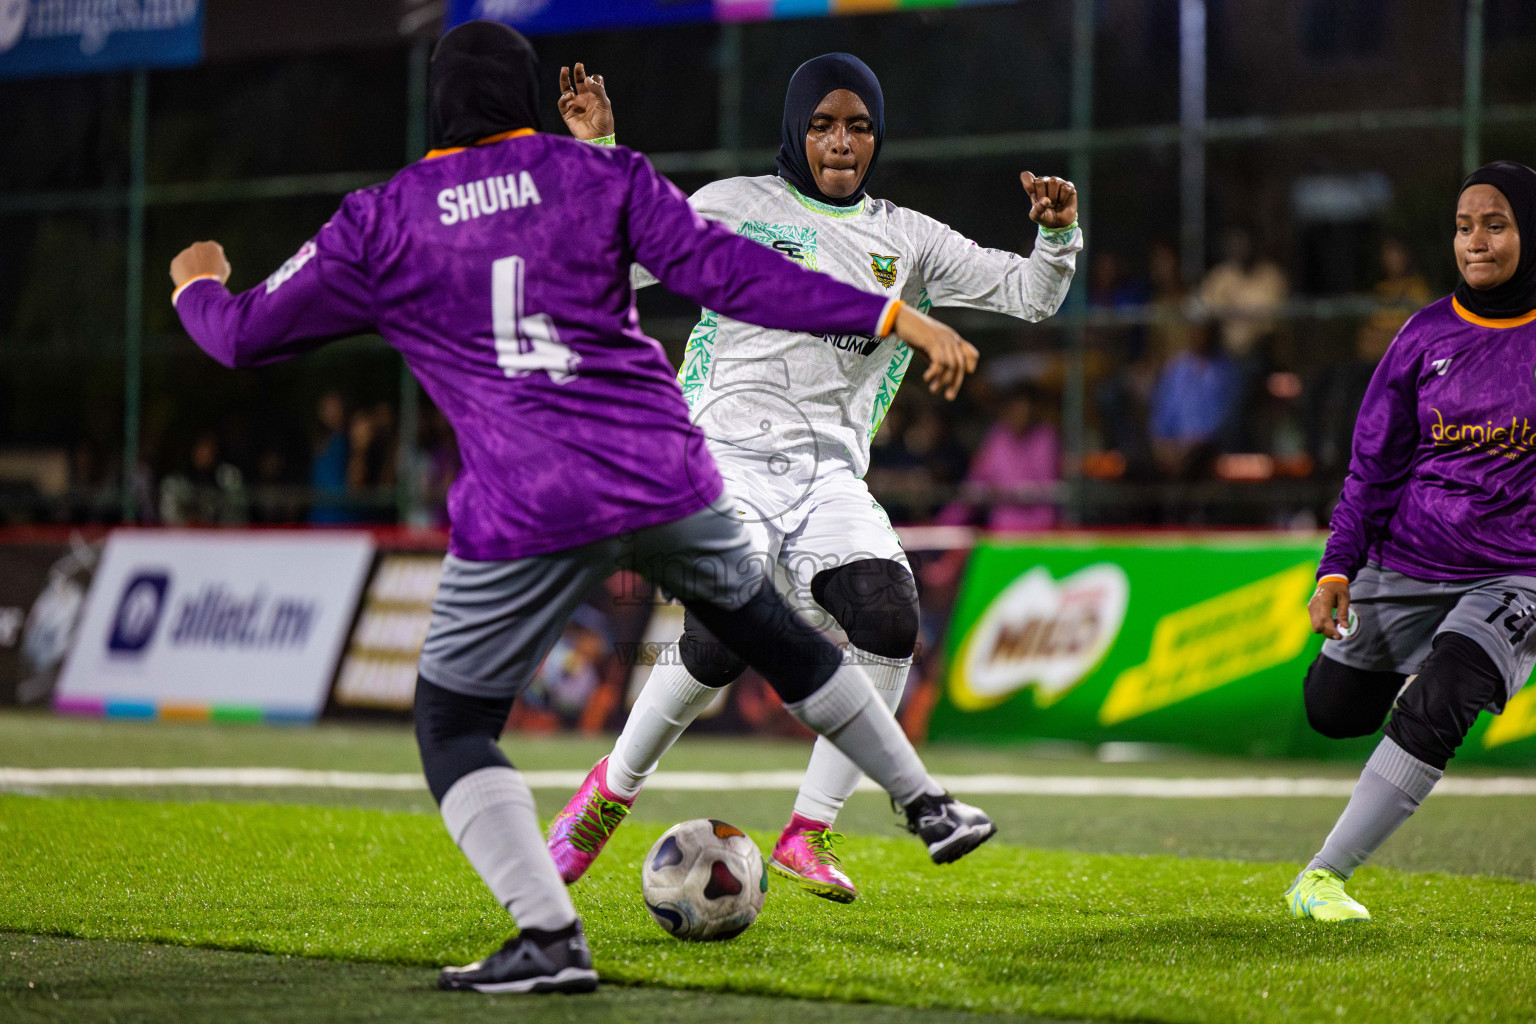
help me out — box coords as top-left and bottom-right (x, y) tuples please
(173, 133), (899, 560)
(1320, 295), (1536, 581)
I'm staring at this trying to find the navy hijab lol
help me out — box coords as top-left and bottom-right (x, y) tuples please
(1454, 161), (1536, 319)
(428, 20), (542, 150)
(775, 53), (885, 208)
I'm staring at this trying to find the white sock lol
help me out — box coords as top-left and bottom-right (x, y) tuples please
(783, 662), (940, 809)
(605, 655), (718, 800)
(793, 648), (911, 824)
(440, 766), (577, 932)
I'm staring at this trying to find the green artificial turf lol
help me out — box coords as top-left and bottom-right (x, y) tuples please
(8, 712), (1536, 879)
(0, 933), (1055, 1024)
(0, 709), (1371, 777)
(2, 793), (1534, 1023)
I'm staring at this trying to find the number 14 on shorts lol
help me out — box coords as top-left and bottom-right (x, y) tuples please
(1486, 590), (1536, 646)
(492, 255), (580, 383)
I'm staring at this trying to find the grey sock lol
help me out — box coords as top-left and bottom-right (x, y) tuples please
(1308, 737), (1443, 880)
(783, 663), (940, 808)
(440, 766), (578, 932)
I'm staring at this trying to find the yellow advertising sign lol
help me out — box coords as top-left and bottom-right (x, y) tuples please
(1098, 563), (1316, 726)
(1484, 686), (1536, 749)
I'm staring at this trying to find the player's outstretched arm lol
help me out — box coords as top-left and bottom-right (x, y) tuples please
(557, 62), (613, 142)
(622, 153), (979, 398)
(168, 199), (376, 369)
(914, 171), (1081, 324)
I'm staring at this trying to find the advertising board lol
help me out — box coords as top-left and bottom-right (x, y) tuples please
(930, 535), (1536, 766)
(54, 531), (373, 722)
(0, 536), (97, 706)
(330, 552), (442, 712)
(0, 1), (202, 80)
(446, 0), (1016, 36)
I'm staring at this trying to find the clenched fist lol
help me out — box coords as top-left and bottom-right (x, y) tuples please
(170, 240), (231, 289)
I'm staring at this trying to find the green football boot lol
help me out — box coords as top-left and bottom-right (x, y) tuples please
(1284, 868), (1372, 922)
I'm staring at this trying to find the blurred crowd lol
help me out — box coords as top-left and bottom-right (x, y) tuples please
(868, 228), (1431, 528)
(47, 390), (462, 529)
(16, 230), (1433, 531)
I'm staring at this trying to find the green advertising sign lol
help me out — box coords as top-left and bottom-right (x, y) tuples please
(930, 535), (1536, 766)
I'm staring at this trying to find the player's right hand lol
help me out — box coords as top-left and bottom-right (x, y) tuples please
(892, 305), (979, 401)
(558, 63), (614, 141)
(170, 240), (231, 289)
(1308, 577), (1351, 640)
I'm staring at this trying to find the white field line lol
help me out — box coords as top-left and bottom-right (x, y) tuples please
(2, 766), (1536, 797)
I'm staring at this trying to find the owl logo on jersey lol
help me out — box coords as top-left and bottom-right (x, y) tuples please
(868, 253), (900, 289)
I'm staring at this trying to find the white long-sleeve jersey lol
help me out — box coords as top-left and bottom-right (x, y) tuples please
(636, 174), (1081, 477)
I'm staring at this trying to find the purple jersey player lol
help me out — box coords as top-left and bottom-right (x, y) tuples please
(1286, 161), (1536, 923)
(168, 21), (995, 993)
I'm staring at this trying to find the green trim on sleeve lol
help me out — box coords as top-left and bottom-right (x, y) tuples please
(1037, 221), (1079, 245)
(585, 134), (617, 147)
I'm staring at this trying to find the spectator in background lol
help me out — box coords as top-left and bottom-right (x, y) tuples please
(251, 446), (303, 524)
(1201, 227), (1288, 359)
(902, 404), (971, 495)
(940, 384), (1059, 531)
(348, 400), (398, 522)
(1305, 237), (1433, 476)
(865, 400), (927, 524)
(309, 391), (351, 524)
(1366, 236), (1432, 334)
(1088, 250), (1151, 317)
(1087, 251), (1151, 377)
(1147, 240), (1193, 360)
(1201, 228), (1287, 450)
(1096, 241), (1186, 476)
(420, 405), (460, 529)
(1149, 324), (1236, 480)
(159, 430), (246, 525)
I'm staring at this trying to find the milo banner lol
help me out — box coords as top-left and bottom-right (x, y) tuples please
(930, 536), (1536, 766)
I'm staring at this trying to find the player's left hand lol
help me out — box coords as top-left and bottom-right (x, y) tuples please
(892, 305), (979, 401)
(1308, 577), (1351, 641)
(1020, 172), (1077, 229)
(558, 63), (614, 141)
(170, 241), (231, 289)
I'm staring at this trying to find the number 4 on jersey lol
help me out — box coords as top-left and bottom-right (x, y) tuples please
(492, 255), (580, 383)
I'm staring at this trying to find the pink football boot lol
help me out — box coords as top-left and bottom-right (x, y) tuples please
(547, 756), (636, 884)
(768, 812), (857, 903)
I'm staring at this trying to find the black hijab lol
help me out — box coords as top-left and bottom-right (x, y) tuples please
(428, 20), (541, 150)
(1454, 160), (1536, 319)
(774, 53), (885, 208)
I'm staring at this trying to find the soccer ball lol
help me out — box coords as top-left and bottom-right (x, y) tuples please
(640, 818), (767, 941)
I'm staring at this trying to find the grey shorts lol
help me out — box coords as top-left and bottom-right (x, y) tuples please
(418, 506), (762, 700)
(1322, 564), (1536, 707)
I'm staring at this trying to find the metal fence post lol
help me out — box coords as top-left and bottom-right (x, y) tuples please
(1463, 0), (1485, 176)
(1179, 0), (1207, 287)
(397, 37), (431, 524)
(718, 23), (744, 175)
(1061, 0), (1094, 525)
(122, 69), (148, 522)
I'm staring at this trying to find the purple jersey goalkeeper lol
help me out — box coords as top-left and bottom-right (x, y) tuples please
(172, 131), (903, 561)
(1320, 295), (1536, 581)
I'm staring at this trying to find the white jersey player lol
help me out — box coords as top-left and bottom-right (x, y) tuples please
(548, 54), (1080, 901)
